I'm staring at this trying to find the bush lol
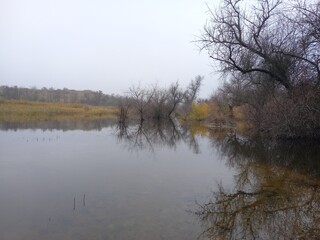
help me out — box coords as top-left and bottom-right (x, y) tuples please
(189, 102), (209, 121)
(256, 87), (320, 138)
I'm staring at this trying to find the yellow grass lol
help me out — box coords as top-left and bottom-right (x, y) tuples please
(0, 100), (118, 122)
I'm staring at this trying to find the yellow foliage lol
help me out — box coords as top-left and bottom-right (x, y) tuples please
(189, 102), (209, 121)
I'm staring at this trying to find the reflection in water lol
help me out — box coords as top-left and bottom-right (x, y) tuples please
(212, 135), (320, 176)
(0, 120), (228, 240)
(1, 118), (320, 239)
(115, 120), (200, 153)
(196, 134), (320, 240)
(0, 118), (117, 131)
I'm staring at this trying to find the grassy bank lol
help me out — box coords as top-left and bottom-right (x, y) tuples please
(0, 100), (118, 122)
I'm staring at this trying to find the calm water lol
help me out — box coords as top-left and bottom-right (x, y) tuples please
(0, 120), (319, 240)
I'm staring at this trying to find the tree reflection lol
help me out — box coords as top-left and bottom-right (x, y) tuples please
(197, 135), (320, 240)
(211, 136), (320, 176)
(114, 120), (200, 153)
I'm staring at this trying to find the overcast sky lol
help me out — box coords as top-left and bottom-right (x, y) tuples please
(0, 0), (221, 98)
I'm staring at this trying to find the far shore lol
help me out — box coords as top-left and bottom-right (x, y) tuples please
(0, 100), (118, 122)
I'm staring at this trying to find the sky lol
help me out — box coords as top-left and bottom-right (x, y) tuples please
(0, 0), (221, 98)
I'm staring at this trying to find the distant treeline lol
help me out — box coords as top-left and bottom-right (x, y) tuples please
(0, 86), (125, 106)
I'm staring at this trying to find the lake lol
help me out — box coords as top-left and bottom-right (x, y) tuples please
(0, 120), (319, 240)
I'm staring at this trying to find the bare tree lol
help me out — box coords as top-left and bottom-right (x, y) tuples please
(184, 75), (203, 104)
(149, 88), (168, 120)
(167, 81), (184, 117)
(123, 76), (203, 121)
(129, 85), (155, 122)
(199, 0), (305, 90)
(117, 97), (131, 123)
(286, 0), (320, 86)
(201, 0), (320, 138)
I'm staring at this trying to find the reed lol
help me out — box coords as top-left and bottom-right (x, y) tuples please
(0, 100), (118, 121)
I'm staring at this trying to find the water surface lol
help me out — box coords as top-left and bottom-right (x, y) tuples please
(0, 120), (234, 239)
(0, 120), (319, 239)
